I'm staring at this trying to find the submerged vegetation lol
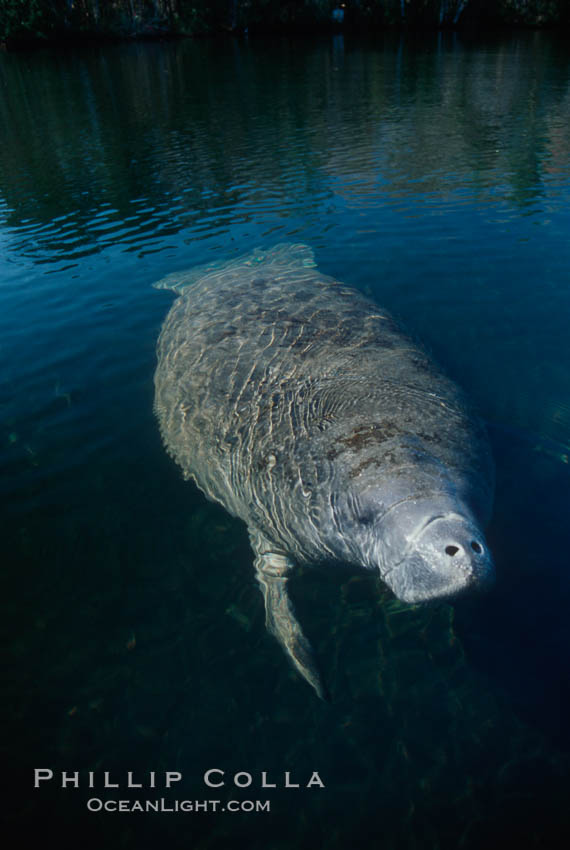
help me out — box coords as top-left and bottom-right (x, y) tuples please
(1, 1), (569, 46)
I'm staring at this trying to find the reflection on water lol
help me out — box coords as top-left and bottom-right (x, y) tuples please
(2, 34), (570, 263)
(2, 31), (570, 850)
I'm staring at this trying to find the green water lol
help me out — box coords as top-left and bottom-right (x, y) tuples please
(2, 31), (569, 849)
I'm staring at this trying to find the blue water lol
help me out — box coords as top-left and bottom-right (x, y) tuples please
(2, 32), (570, 849)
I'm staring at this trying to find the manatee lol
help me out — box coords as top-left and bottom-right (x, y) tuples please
(154, 243), (494, 699)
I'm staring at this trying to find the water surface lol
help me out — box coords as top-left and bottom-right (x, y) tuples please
(2, 31), (570, 849)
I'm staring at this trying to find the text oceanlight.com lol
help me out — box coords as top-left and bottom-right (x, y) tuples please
(86, 798), (270, 813)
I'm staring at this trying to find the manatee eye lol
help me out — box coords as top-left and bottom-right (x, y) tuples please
(471, 541), (483, 554)
(358, 511), (375, 526)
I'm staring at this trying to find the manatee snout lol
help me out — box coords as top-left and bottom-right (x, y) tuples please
(383, 513), (495, 604)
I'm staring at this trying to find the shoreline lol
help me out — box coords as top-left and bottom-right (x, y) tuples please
(2, 21), (567, 54)
(0, 0), (570, 52)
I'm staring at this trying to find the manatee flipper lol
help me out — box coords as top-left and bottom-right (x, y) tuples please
(249, 529), (329, 701)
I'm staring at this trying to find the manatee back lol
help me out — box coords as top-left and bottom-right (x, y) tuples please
(154, 244), (493, 558)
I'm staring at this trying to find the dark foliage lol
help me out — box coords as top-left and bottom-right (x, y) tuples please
(1, 1), (569, 47)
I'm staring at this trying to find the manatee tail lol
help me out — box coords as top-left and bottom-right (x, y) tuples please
(152, 243), (316, 296)
(249, 528), (330, 702)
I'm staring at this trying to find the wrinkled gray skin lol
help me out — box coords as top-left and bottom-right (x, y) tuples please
(154, 243), (494, 699)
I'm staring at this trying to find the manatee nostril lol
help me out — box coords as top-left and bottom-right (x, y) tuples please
(445, 545), (460, 557)
(470, 541), (483, 554)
